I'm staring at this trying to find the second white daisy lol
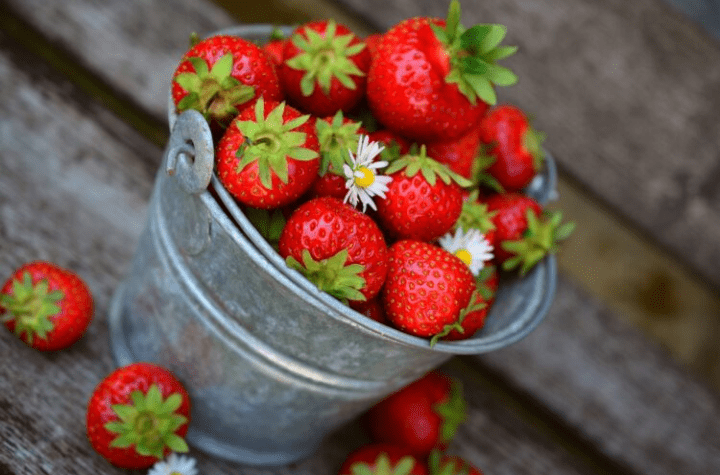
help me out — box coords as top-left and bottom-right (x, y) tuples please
(438, 227), (494, 276)
(343, 135), (392, 212)
(147, 452), (198, 475)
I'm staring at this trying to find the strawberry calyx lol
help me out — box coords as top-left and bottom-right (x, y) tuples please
(501, 209), (575, 275)
(174, 53), (256, 126)
(243, 207), (287, 246)
(472, 144), (505, 192)
(286, 249), (367, 303)
(316, 111), (363, 176)
(0, 271), (63, 343)
(286, 20), (367, 97)
(523, 127), (547, 172)
(349, 453), (418, 475)
(235, 98), (319, 189)
(433, 379), (467, 444)
(430, 0), (518, 106)
(430, 288), (487, 346)
(385, 145), (472, 188)
(455, 190), (497, 234)
(428, 450), (473, 475)
(104, 384), (189, 459)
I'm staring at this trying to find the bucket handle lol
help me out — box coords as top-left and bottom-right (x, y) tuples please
(166, 109), (214, 195)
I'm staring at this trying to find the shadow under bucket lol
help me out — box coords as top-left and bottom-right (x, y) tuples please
(107, 24), (558, 467)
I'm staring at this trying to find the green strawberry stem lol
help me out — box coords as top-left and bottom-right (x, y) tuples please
(350, 453), (417, 475)
(428, 449), (472, 475)
(285, 19), (366, 96)
(0, 272), (63, 343)
(385, 145), (472, 188)
(286, 249), (367, 303)
(430, 288), (487, 346)
(502, 209), (576, 275)
(433, 378), (467, 443)
(523, 127), (547, 172)
(431, 0), (518, 105)
(235, 98), (318, 189)
(174, 53), (256, 126)
(455, 190), (497, 233)
(104, 384), (189, 459)
(316, 110), (363, 176)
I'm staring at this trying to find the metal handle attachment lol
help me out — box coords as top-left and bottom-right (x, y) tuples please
(166, 109), (214, 195)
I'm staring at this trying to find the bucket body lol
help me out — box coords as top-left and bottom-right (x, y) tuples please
(107, 25), (558, 467)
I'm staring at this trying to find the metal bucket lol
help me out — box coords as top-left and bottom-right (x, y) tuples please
(107, 24), (558, 467)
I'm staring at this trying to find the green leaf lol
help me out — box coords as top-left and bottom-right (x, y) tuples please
(479, 24), (507, 53)
(210, 53), (234, 81)
(165, 434), (190, 453)
(487, 66), (518, 86)
(173, 73), (201, 91)
(465, 75), (497, 105)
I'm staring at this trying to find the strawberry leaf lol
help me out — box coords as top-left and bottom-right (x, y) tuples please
(286, 249), (366, 303)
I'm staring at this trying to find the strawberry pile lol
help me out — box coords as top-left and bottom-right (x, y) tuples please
(170, 0), (574, 345)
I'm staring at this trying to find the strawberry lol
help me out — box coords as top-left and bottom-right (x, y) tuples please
(364, 371), (467, 457)
(278, 196), (389, 302)
(424, 126), (484, 180)
(428, 451), (484, 475)
(281, 20), (370, 117)
(350, 297), (388, 324)
(376, 146), (469, 242)
(366, 1), (517, 142)
(86, 362), (191, 469)
(339, 444), (428, 475)
(216, 98), (320, 209)
(367, 129), (411, 162)
(308, 111), (367, 200)
(171, 34), (284, 132)
(479, 104), (546, 192)
(483, 192), (574, 275)
(364, 33), (383, 59)
(382, 240), (475, 338)
(0, 261), (93, 351)
(263, 27), (287, 66)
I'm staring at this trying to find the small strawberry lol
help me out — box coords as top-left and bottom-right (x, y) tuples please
(279, 196), (389, 302)
(479, 104), (546, 192)
(86, 362), (191, 470)
(364, 371), (467, 457)
(424, 126), (483, 180)
(428, 450), (484, 475)
(263, 27), (287, 66)
(483, 192), (574, 275)
(339, 444), (428, 475)
(308, 111), (367, 200)
(367, 1), (517, 141)
(281, 20), (370, 116)
(216, 98), (320, 209)
(171, 34), (284, 132)
(376, 146), (470, 242)
(0, 261), (93, 351)
(382, 240), (475, 338)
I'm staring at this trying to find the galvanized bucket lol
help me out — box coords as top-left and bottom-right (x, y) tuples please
(107, 24), (558, 467)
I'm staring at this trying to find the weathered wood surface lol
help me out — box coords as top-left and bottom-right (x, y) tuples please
(332, 0), (720, 291)
(2, 0), (720, 474)
(0, 28), (592, 475)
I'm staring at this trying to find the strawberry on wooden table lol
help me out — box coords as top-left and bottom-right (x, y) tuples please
(0, 261), (93, 351)
(279, 196), (389, 303)
(281, 19), (370, 117)
(376, 146), (470, 242)
(86, 362), (191, 470)
(479, 104), (546, 192)
(216, 98), (320, 209)
(367, 0), (517, 142)
(364, 371), (467, 458)
(339, 444), (428, 475)
(171, 34), (284, 133)
(382, 240), (476, 339)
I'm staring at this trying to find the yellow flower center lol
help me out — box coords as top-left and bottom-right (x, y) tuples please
(354, 166), (375, 188)
(454, 249), (473, 266)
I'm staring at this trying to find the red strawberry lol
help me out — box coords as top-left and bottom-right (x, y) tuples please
(0, 261), (93, 351)
(171, 34), (284, 132)
(364, 33), (383, 59)
(364, 371), (466, 457)
(366, 1), (516, 141)
(382, 240), (475, 338)
(479, 104), (546, 192)
(86, 362), (191, 469)
(263, 27), (287, 66)
(281, 20), (370, 117)
(216, 98), (320, 209)
(376, 146), (469, 242)
(351, 297), (388, 324)
(279, 196), (389, 302)
(339, 444), (428, 475)
(308, 111), (367, 200)
(424, 126), (484, 180)
(484, 192), (574, 275)
(428, 451), (484, 475)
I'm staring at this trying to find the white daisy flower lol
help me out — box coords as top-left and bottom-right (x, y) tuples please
(343, 135), (392, 212)
(147, 453), (198, 475)
(438, 228), (494, 275)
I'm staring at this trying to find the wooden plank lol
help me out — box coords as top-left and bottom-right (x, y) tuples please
(328, 0), (720, 291)
(0, 30), (596, 475)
